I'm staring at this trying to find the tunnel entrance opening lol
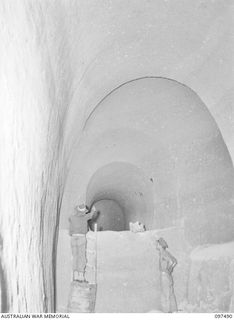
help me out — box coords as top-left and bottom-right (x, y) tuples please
(86, 162), (154, 231)
(89, 199), (126, 231)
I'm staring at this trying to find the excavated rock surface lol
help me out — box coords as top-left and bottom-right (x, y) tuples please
(67, 282), (96, 313)
(185, 242), (234, 312)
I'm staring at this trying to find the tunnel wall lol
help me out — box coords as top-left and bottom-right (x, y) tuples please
(0, 1), (69, 312)
(56, 230), (71, 312)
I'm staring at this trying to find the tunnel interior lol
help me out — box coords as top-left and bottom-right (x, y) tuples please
(57, 77), (234, 312)
(86, 161), (154, 231)
(61, 78), (234, 245)
(1, 1), (234, 314)
(88, 199), (125, 231)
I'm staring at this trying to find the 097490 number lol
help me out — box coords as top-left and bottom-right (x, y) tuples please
(214, 315), (233, 319)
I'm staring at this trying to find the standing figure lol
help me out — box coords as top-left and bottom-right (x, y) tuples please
(156, 237), (178, 313)
(69, 204), (98, 282)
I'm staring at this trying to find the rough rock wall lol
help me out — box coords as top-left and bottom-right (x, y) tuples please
(56, 230), (71, 312)
(0, 1), (70, 312)
(187, 242), (234, 312)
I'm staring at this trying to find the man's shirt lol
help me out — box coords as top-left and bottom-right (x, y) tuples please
(69, 211), (93, 235)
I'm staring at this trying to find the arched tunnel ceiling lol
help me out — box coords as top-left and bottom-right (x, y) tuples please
(62, 78), (234, 245)
(59, 0), (234, 161)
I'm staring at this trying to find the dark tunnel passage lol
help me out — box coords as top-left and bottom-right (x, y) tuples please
(88, 199), (126, 231)
(86, 161), (154, 231)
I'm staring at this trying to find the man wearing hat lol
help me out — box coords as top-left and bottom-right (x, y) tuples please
(156, 237), (178, 313)
(69, 203), (98, 282)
